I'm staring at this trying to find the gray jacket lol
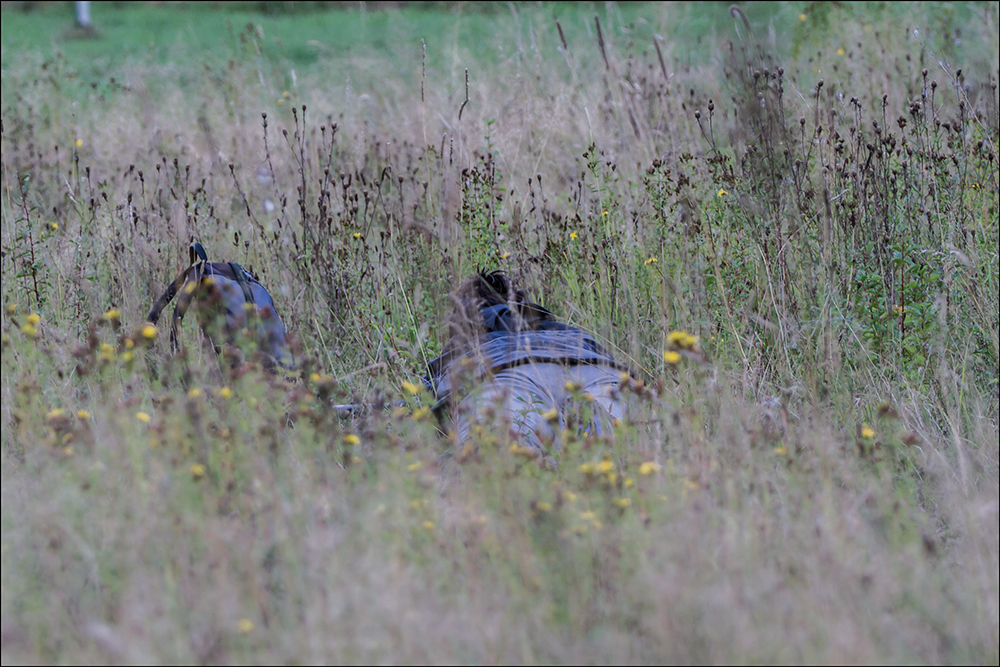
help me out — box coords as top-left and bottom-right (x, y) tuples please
(425, 301), (627, 406)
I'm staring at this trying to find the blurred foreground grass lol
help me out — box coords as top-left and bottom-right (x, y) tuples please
(2, 1), (998, 663)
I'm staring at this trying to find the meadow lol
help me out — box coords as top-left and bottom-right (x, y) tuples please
(1, 1), (998, 663)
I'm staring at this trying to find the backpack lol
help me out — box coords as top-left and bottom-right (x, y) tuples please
(146, 243), (295, 371)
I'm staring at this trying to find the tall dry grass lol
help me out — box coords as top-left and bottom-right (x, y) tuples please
(2, 2), (998, 663)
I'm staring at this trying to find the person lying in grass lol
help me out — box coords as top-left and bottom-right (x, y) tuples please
(425, 271), (633, 455)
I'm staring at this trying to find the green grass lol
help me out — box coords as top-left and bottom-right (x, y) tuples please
(2, 1), (999, 664)
(1, 2), (730, 75)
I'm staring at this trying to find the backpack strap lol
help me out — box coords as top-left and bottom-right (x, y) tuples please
(228, 262), (256, 308)
(170, 261), (207, 354)
(168, 244), (210, 354)
(146, 265), (189, 326)
(190, 242), (207, 264)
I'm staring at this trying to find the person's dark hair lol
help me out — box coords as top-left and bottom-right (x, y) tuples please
(458, 270), (527, 308)
(446, 270), (526, 341)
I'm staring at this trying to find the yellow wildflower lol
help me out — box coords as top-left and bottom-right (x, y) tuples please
(187, 387), (203, 399)
(136, 412), (151, 423)
(613, 497), (631, 508)
(798, 13), (807, 21)
(75, 138), (83, 148)
(542, 408), (559, 422)
(667, 330), (688, 346)
(422, 520), (435, 530)
(639, 461), (661, 476)
(343, 433), (361, 446)
(408, 462), (423, 471)
(411, 406), (431, 420)
(510, 444), (538, 458)
(402, 380), (422, 395)
(569, 231), (579, 240)
(190, 463), (206, 479)
(667, 330), (698, 350)
(20, 324), (37, 338)
(717, 188), (727, 197)
(664, 350), (681, 364)
(773, 445), (788, 455)
(76, 410), (91, 420)
(141, 324), (157, 339)
(535, 501), (552, 512)
(6, 303), (18, 316)
(837, 47), (845, 56)
(861, 425), (875, 439)
(237, 618), (254, 634)
(282, 91), (290, 99)
(27, 313), (41, 326)
(218, 387), (233, 399)
(624, 477), (634, 488)
(645, 256), (657, 265)
(597, 460), (615, 474)
(46, 408), (66, 421)
(579, 463), (596, 475)
(353, 232), (362, 239)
